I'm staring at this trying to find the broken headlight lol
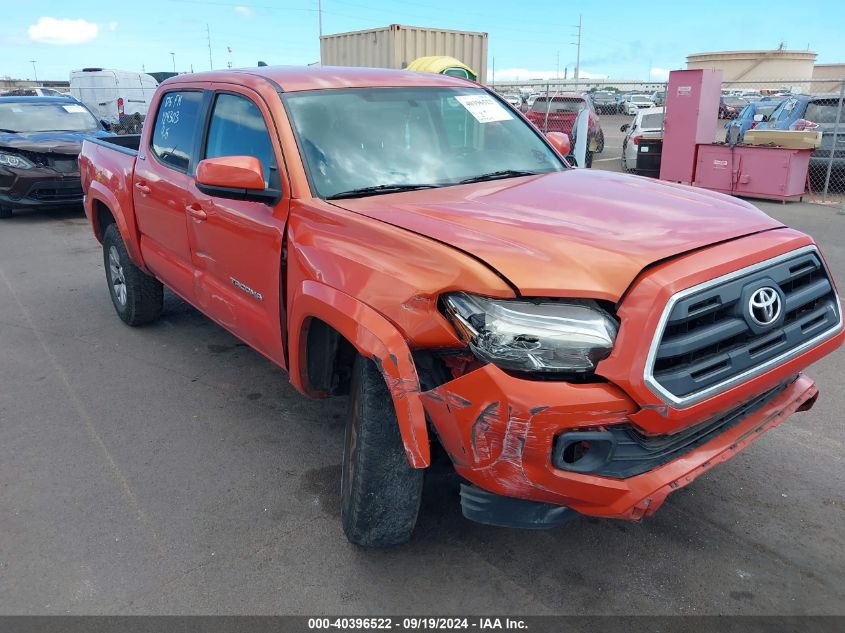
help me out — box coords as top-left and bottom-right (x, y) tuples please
(442, 292), (618, 373)
(0, 152), (34, 170)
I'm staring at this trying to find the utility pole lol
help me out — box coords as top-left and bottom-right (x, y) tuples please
(170, 52), (176, 73)
(572, 14), (582, 86)
(29, 60), (38, 83)
(318, 0), (323, 38)
(206, 24), (214, 70)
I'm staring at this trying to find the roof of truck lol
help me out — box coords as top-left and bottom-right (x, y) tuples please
(161, 65), (477, 92)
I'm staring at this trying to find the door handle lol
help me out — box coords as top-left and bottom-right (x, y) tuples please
(185, 203), (208, 221)
(134, 182), (151, 195)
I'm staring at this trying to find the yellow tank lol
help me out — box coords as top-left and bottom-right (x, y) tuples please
(406, 56), (477, 81)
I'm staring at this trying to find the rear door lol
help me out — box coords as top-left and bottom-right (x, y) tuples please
(184, 87), (289, 366)
(134, 88), (208, 301)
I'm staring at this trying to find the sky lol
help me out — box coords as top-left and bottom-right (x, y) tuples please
(0, 0), (843, 83)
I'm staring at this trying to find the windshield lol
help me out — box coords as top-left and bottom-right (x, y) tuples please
(285, 87), (565, 199)
(632, 96), (651, 103)
(805, 100), (843, 124)
(593, 92), (614, 100)
(724, 97), (746, 106)
(0, 101), (99, 133)
(530, 97), (585, 113)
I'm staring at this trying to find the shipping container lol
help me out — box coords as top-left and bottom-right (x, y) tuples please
(320, 24), (488, 84)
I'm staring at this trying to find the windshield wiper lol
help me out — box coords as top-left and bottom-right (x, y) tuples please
(458, 169), (538, 184)
(326, 183), (439, 200)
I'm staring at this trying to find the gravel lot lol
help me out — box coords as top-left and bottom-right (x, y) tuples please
(1, 195), (843, 615)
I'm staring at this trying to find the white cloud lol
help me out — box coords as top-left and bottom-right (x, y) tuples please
(650, 67), (671, 80)
(108, 21), (119, 32)
(28, 17), (98, 45)
(234, 5), (254, 17)
(493, 68), (609, 82)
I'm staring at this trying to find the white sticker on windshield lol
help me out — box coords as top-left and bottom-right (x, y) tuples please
(455, 95), (513, 123)
(62, 104), (87, 113)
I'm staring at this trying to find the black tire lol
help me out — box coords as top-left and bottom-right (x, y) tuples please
(0, 207), (12, 219)
(585, 150), (594, 168)
(102, 223), (163, 326)
(341, 355), (423, 547)
(596, 131), (605, 154)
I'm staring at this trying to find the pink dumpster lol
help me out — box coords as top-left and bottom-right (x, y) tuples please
(693, 144), (812, 202)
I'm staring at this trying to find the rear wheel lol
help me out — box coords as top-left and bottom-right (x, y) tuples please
(0, 207), (12, 219)
(102, 223), (163, 326)
(596, 131), (605, 154)
(341, 355), (423, 547)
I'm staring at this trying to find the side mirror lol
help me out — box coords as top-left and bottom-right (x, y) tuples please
(620, 123), (629, 132)
(196, 155), (278, 204)
(545, 131), (571, 156)
(753, 113), (765, 122)
(100, 119), (112, 131)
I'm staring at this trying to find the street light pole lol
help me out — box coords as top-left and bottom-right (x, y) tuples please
(170, 52), (176, 73)
(29, 60), (38, 83)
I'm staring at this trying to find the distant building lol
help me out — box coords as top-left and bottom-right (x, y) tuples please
(686, 49), (817, 86)
(811, 63), (845, 93)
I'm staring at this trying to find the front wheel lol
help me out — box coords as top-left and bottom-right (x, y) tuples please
(102, 223), (163, 326)
(596, 131), (605, 154)
(341, 355), (423, 547)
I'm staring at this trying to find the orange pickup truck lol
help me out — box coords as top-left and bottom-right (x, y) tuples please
(79, 66), (843, 547)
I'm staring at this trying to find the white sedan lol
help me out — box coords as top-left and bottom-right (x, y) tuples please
(621, 107), (664, 171)
(503, 94), (522, 108)
(622, 94), (656, 115)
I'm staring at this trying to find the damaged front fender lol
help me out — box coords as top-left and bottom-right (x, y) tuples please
(288, 280), (430, 468)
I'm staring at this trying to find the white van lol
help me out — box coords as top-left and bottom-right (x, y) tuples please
(69, 68), (158, 130)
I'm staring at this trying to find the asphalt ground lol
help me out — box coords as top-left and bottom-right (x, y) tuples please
(1, 194), (844, 615)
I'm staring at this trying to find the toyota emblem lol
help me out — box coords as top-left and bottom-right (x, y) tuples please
(748, 287), (781, 326)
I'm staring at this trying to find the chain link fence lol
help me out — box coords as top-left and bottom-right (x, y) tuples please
(490, 77), (845, 202)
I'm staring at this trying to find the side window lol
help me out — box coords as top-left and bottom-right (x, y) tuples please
(204, 93), (276, 186)
(150, 91), (204, 172)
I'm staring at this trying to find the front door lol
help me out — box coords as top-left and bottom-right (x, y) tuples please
(134, 89), (206, 301)
(185, 89), (289, 367)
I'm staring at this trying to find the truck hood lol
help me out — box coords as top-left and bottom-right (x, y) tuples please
(332, 169), (783, 301)
(0, 130), (109, 155)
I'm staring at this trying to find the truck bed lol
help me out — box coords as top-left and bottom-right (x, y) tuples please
(86, 134), (141, 155)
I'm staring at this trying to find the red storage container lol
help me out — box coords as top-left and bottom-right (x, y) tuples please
(693, 144), (812, 201)
(659, 69), (722, 184)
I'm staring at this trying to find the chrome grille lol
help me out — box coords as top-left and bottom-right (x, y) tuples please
(645, 247), (842, 406)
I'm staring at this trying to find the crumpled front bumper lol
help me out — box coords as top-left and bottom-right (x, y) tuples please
(420, 366), (818, 520)
(0, 166), (83, 208)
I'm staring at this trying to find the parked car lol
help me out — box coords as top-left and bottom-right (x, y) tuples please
(525, 93), (605, 166)
(621, 94), (655, 115)
(756, 94), (845, 184)
(719, 96), (748, 119)
(69, 68), (158, 133)
(79, 66), (843, 547)
(502, 93), (522, 108)
(1, 86), (70, 98)
(650, 90), (665, 107)
(0, 96), (110, 219)
(592, 90), (618, 114)
(620, 107), (664, 171)
(724, 99), (782, 143)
